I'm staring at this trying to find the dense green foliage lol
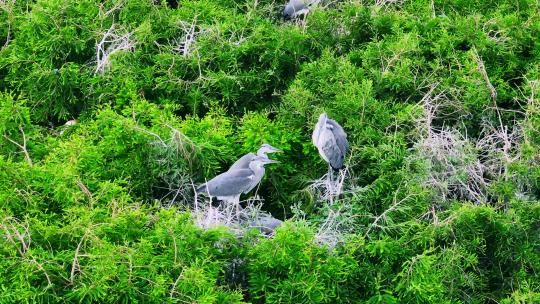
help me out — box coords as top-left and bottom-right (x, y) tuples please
(1, 0), (540, 302)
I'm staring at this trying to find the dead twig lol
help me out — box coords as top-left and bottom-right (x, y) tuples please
(3, 127), (33, 167)
(94, 24), (134, 74)
(98, 0), (126, 18)
(70, 231), (88, 285)
(76, 178), (94, 206)
(172, 17), (205, 57)
(1, 217), (52, 286)
(471, 47), (498, 105)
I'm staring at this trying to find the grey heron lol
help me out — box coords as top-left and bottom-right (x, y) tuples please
(227, 143), (281, 194)
(283, 0), (309, 20)
(196, 156), (280, 208)
(229, 143), (282, 171)
(312, 112), (349, 170)
(249, 215), (283, 235)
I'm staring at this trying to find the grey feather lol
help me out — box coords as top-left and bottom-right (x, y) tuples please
(321, 132), (344, 169)
(197, 156), (279, 201)
(249, 216), (283, 235)
(229, 144), (281, 171)
(327, 119), (349, 164)
(200, 169), (255, 197)
(312, 113), (349, 170)
(283, 0), (307, 19)
(228, 152), (256, 171)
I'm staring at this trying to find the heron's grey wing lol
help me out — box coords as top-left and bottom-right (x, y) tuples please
(327, 119), (349, 158)
(228, 152), (256, 171)
(320, 128), (346, 169)
(203, 169), (255, 197)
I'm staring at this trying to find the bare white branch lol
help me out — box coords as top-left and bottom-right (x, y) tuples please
(194, 196), (282, 237)
(375, 0), (405, 6)
(170, 17), (211, 57)
(412, 87), (489, 204)
(411, 81), (528, 204)
(95, 24), (135, 74)
(314, 202), (355, 251)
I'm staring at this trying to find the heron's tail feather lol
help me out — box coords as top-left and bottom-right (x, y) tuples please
(330, 159), (345, 171)
(196, 184), (207, 194)
(331, 164), (344, 171)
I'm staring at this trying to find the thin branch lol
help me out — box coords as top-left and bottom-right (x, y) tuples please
(1, 218), (51, 286)
(168, 229), (178, 265)
(471, 47), (498, 107)
(98, 0), (125, 18)
(70, 231), (87, 285)
(172, 17), (202, 57)
(364, 188), (413, 238)
(3, 127), (33, 166)
(170, 267), (190, 299)
(10, 222), (30, 253)
(94, 24), (134, 74)
(0, 1), (14, 49)
(0, 223), (25, 256)
(76, 178), (94, 207)
(131, 125), (167, 147)
(27, 256), (52, 286)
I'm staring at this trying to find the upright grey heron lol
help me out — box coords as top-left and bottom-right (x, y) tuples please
(312, 112), (349, 170)
(283, 0), (309, 20)
(196, 156), (280, 207)
(229, 144), (282, 171)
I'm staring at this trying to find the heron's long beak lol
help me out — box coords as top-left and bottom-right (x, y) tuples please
(270, 147), (283, 153)
(265, 159), (280, 164)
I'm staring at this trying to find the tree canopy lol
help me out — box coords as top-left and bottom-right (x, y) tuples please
(1, 0), (539, 303)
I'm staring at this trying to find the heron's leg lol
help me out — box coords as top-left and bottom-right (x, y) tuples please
(234, 195), (241, 221)
(327, 164), (334, 190)
(222, 200), (230, 225)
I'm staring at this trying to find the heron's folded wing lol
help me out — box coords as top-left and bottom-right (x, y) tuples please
(321, 136), (343, 169)
(327, 119), (349, 157)
(204, 169), (254, 197)
(228, 153), (256, 171)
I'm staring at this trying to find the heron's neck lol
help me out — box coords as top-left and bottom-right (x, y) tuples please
(249, 163), (265, 173)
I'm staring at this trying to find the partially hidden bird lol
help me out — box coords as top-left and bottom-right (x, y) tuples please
(249, 215), (283, 235)
(312, 112), (349, 170)
(283, 0), (309, 20)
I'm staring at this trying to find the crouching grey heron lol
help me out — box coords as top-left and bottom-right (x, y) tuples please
(249, 215), (283, 236)
(312, 112), (349, 171)
(196, 156), (279, 209)
(283, 0), (309, 20)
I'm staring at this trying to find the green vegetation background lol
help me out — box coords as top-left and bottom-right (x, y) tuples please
(1, 0), (539, 303)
